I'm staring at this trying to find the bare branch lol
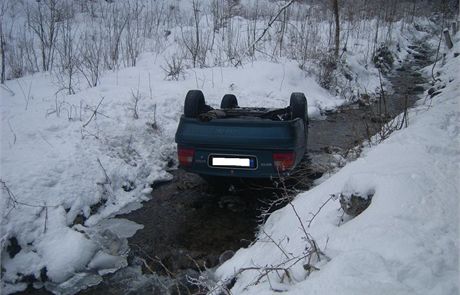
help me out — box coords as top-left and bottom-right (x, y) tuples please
(83, 96), (104, 128)
(249, 0), (295, 51)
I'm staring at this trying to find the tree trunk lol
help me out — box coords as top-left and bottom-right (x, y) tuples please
(332, 0), (340, 60)
(443, 29), (453, 49)
(0, 23), (5, 84)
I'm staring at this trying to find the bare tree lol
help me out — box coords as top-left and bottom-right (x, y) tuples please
(180, 0), (203, 67)
(56, 16), (79, 95)
(332, 0), (340, 60)
(100, 2), (128, 70)
(443, 28), (453, 49)
(123, 0), (145, 67)
(0, 1), (6, 84)
(0, 23), (5, 84)
(26, 0), (65, 72)
(78, 29), (103, 87)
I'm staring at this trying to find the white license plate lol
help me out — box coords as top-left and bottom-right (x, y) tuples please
(212, 157), (250, 167)
(209, 156), (257, 169)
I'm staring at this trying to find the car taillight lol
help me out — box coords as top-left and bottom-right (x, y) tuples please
(273, 152), (295, 172)
(178, 147), (195, 167)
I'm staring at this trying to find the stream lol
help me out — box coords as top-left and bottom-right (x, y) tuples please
(18, 36), (434, 295)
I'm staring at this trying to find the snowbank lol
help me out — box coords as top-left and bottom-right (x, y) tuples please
(0, 1), (446, 293)
(215, 37), (460, 294)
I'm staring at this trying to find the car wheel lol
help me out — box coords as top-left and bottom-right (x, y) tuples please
(220, 94), (238, 109)
(184, 90), (206, 118)
(290, 92), (308, 124)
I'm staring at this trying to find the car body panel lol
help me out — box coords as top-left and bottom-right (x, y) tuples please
(175, 116), (307, 178)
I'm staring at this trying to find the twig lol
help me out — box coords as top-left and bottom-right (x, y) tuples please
(96, 158), (111, 185)
(16, 80), (33, 110)
(1, 84), (15, 96)
(307, 194), (336, 228)
(80, 128), (100, 140)
(7, 120), (16, 145)
(84, 104), (110, 119)
(1, 180), (58, 218)
(288, 201), (309, 243)
(398, 94), (409, 130)
(38, 132), (54, 148)
(43, 205), (48, 233)
(130, 243), (185, 294)
(148, 72), (153, 100)
(83, 96), (105, 128)
(139, 257), (156, 274)
(262, 229), (290, 259)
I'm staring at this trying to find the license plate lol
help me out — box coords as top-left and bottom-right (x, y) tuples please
(209, 155), (257, 169)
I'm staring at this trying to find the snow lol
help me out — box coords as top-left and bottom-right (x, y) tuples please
(215, 36), (460, 294)
(92, 218), (144, 239)
(0, 32), (344, 295)
(0, 0), (456, 293)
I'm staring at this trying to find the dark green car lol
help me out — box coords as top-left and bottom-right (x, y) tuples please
(175, 90), (308, 179)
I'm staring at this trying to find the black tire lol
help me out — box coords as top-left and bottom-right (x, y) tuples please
(290, 92), (308, 123)
(184, 90), (205, 118)
(220, 94), (238, 109)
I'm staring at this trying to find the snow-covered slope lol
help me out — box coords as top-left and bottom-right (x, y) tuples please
(215, 38), (460, 295)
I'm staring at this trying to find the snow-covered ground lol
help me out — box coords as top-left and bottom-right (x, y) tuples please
(0, 0), (456, 293)
(215, 36), (460, 295)
(0, 44), (345, 295)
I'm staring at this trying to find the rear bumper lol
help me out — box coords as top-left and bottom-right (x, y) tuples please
(180, 147), (303, 178)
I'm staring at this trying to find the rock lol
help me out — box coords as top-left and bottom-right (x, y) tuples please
(122, 180), (136, 192)
(176, 172), (201, 190)
(40, 267), (48, 282)
(428, 87), (435, 95)
(321, 146), (342, 154)
(6, 237), (21, 258)
(431, 91), (442, 98)
(340, 193), (373, 217)
(240, 238), (252, 248)
(73, 214), (86, 225)
(219, 250), (235, 265)
(205, 254), (220, 268)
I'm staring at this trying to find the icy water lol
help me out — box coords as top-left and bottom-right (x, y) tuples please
(17, 41), (433, 295)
